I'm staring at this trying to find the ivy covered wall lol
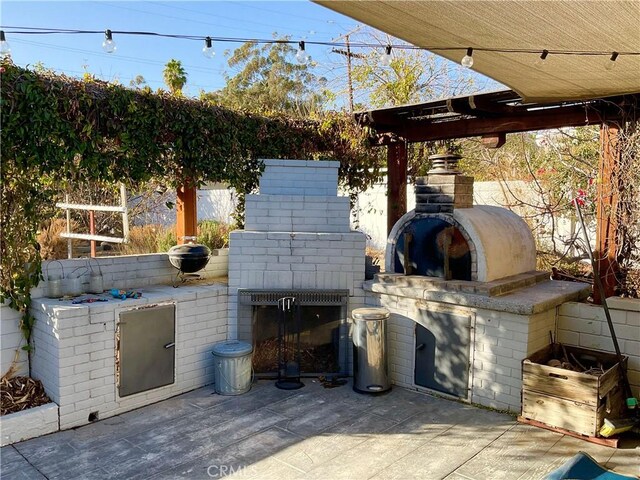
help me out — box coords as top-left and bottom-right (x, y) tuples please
(0, 59), (381, 347)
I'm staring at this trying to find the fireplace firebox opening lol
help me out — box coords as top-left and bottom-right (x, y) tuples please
(238, 290), (350, 378)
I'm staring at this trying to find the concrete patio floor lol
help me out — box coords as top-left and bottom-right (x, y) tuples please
(2, 380), (638, 480)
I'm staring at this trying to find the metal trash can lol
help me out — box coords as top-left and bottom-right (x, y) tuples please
(352, 307), (391, 394)
(211, 340), (253, 395)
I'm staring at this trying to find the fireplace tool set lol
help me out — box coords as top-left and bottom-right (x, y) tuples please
(275, 296), (304, 390)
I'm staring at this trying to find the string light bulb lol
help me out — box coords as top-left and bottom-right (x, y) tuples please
(0, 31), (10, 55)
(535, 49), (549, 68)
(461, 47), (474, 68)
(202, 36), (215, 58)
(102, 29), (116, 53)
(379, 45), (392, 67)
(605, 51), (619, 70)
(296, 41), (311, 64)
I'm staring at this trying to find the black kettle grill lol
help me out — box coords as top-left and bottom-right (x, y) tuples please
(168, 243), (211, 285)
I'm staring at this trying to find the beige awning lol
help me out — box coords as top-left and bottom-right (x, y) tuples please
(315, 1), (640, 103)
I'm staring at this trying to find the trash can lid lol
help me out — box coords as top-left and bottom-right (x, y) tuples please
(211, 340), (253, 357)
(352, 307), (390, 321)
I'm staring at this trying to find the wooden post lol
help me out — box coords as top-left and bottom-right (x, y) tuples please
(89, 210), (96, 258)
(176, 184), (197, 245)
(387, 140), (408, 235)
(594, 122), (620, 303)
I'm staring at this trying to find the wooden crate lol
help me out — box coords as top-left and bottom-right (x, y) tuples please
(521, 344), (627, 437)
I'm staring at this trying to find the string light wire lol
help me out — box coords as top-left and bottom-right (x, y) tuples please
(1, 26), (639, 58)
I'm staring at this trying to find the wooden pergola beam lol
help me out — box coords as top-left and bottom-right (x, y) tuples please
(481, 133), (506, 149)
(358, 90), (639, 297)
(373, 105), (612, 145)
(356, 90), (521, 126)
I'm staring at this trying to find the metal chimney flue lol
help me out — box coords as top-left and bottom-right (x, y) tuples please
(428, 153), (462, 175)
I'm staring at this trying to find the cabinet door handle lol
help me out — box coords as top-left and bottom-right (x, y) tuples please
(416, 343), (425, 351)
(164, 342), (175, 349)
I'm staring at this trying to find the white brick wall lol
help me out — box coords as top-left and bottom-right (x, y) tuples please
(228, 231), (366, 342)
(30, 283), (227, 429)
(470, 308), (555, 411)
(34, 250), (228, 299)
(259, 159), (339, 197)
(557, 298), (640, 399)
(1, 303), (28, 377)
(229, 159), (365, 369)
(244, 195), (351, 233)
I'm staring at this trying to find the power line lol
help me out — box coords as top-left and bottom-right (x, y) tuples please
(147, 1), (332, 37)
(217, 0), (340, 26)
(95, 1), (272, 37)
(11, 38), (227, 76)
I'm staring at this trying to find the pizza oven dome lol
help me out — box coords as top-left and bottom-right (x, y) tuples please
(385, 168), (536, 283)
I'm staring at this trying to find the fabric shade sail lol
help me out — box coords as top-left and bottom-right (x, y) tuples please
(315, 1), (640, 103)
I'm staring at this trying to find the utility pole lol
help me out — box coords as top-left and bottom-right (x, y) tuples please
(345, 33), (355, 114)
(332, 26), (363, 114)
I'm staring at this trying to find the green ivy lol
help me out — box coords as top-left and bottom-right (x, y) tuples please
(0, 60), (382, 349)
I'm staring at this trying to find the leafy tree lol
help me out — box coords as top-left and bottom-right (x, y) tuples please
(130, 74), (147, 88)
(163, 59), (187, 95)
(201, 38), (324, 116)
(345, 30), (480, 109)
(457, 128), (601, 271)
(336, 29), (486, 177)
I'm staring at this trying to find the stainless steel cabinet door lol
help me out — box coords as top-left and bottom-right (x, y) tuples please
(117, 304), (176, 397)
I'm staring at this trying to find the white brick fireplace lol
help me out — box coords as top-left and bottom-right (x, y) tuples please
(227, 160), (366, 358)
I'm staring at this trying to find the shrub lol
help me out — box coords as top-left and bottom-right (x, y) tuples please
(197, 220), (230, 250)
(37, 219), (80, 260)
(118, 225), (165, 255)
(157, 226), (177, 252)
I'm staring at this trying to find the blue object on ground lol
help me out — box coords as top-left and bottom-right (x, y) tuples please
(545, 451), (637, 480)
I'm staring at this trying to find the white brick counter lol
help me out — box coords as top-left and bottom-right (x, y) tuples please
(30, 283), (227, 429)
(365, 276), (590, 413)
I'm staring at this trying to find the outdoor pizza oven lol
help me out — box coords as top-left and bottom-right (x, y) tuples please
(368, 153), (588, 412)
(385, 154), (537, 282)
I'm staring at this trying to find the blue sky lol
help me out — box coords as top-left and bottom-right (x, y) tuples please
(1, 1), (367, 94)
